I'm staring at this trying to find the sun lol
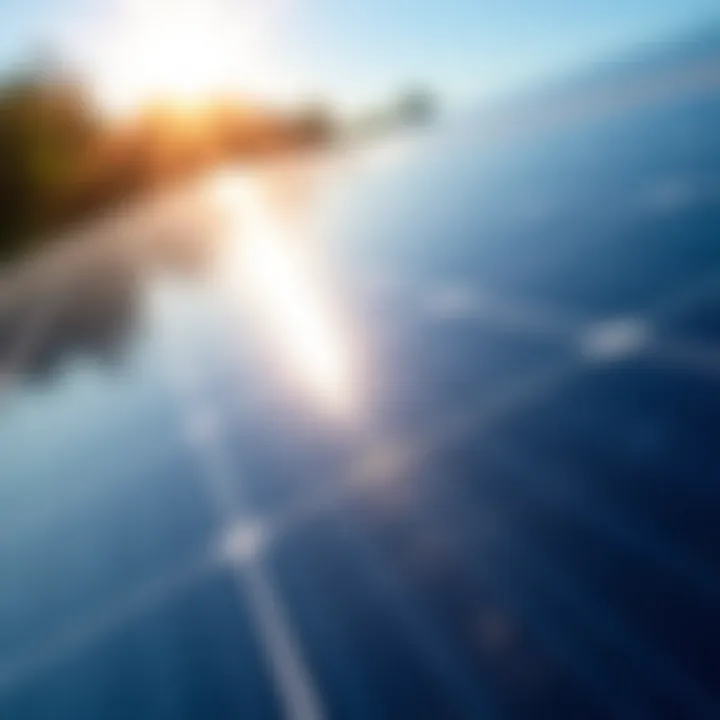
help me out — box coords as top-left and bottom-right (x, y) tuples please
(86, 0), (270, 117)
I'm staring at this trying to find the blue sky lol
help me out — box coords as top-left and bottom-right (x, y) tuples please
(1, 0), (718, 109)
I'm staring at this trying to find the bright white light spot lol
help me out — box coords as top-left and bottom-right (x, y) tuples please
(80, 0), (275, 117)
(580, 317), (650, 360)
(215, 172), (357, 417)
(221, 521), (266, 564)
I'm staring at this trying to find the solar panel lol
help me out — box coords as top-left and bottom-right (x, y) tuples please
(1, 37), (719, 720)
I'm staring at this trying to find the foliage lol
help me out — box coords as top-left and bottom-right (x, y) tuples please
(0, 71), (337, 262)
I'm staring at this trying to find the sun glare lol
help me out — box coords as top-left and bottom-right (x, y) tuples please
(88, 0), (269, 117)
(212, 171), (357, 418)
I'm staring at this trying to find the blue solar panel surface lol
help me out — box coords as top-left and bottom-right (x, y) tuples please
(1, 40), (720, 720)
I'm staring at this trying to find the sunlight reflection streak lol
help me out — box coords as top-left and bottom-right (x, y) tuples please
(212, 171), (356, 417)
